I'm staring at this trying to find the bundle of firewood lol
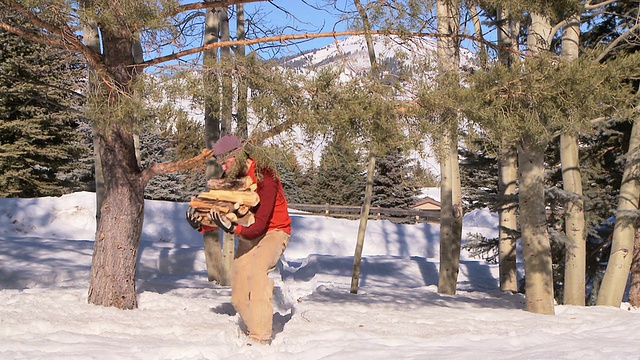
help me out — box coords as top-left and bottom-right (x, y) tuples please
(188, 176), (259, 228)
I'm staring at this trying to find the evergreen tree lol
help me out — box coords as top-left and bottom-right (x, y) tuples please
(371, 148), (420, 211)
(458, 140), (499, 212)
(0, 11), (89, 197)
(309, 135), (364, 206)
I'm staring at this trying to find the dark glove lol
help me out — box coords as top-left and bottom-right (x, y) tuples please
(186, 208), (203, 232)
(209, 210), (235, 234)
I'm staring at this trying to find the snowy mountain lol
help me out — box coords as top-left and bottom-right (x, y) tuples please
(279, 34), (476, 80)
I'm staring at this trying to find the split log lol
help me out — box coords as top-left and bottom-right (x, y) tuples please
(188, 175), (259, 228)
(196, 190), (260, 207)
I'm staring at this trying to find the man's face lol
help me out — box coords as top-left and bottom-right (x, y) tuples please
(218, 154), (248, 178)
(220, 156), (236, 172)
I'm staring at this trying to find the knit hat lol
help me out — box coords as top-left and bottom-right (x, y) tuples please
(213, 135), (242, 160)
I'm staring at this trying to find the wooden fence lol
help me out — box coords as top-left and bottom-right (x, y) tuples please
(287, 203), (440, 223)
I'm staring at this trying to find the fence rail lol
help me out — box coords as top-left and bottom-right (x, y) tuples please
(288, 203), (440, 223)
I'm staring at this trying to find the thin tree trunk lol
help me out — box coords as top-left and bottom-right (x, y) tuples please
(436, 0), (462, 296)
(219, 7), (235, 283)
(350, 0), (377, 294)
(513, 12), (556, 315)
(597, 116), (640, 307)
(202, 7), (227, 284)
(498, 149), (518, 292)
(560, 14), (586, 306)
(496, 5), (518, 293)
(351, 154), (375, 294)
(517, 140), (555, 315)
(468, 5), (487, 67)
(220, 8), (233, 135)
(235, 4), (248, 140)
(80, 1), (104, 226)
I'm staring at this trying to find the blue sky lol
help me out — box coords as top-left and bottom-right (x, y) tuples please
(242, 1), (353, 55)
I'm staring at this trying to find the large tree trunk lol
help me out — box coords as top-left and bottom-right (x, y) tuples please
(436, 0), (462, 296)
(597, 116), (640, 307)
(560, 14), (586, 306)
(517, 140), (555, 315)
(495, 5), (519, 293)
(88, 125), (144, 309)
(86, 28), (144, 309)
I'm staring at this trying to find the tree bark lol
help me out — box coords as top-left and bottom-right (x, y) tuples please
(597, 116), (640, 307)
(436, 0), (462, 296)
(498, 148), (518, 292)
(219, 8), (235, 282)
(350, 0), (377, 294)
(235, 4), (248, 139)
(495, 5), (519, 293)
(351, 155), (375, 294)
(630, 224), (640, 307)
(80, 1), (104, 226)
(85, 24), (146, 309)
(512, 11), (556, 315)
(88, 126), (144, 309)
(517, 140), (555, 315)
(202, 7), (229, 285)
(560, 14), (586, 306)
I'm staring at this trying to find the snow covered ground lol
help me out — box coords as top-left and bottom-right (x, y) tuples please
(0, 192), (638, 359)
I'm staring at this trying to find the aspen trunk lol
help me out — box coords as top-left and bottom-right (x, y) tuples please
(517, 140), (555, 315)
(350, 1), (377, 294)
(597, 116), (640, 307)
(496, 5), (519, 293)
(629, 225), (640, 307)
(80, 4), (104, 225)
(498, 148), (518, 292)
(351, 155), (375, 294)
(436, 0), (462, 296)
(202, 7), (228, 284)
(560, 14), (586, 306)
(235, 4), (248, 139)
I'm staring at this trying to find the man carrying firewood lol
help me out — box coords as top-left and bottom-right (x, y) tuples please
(186, 135), (292, 345)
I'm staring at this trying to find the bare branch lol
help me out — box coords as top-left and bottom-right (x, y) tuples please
(137, 29), (496, 69)
(141, 116), (296, 181)
(141, 148), (214, 184)
(595, 22), (640, 62)
(585, 0), (618, 10)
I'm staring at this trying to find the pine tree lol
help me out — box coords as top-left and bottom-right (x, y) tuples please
(310, 135), (364, 206)
(0, 11), (89, 197)
(371, 148), (420, 217)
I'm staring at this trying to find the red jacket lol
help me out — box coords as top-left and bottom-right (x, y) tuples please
(234, 160), (292, 239)
(200, 160), (291, 239)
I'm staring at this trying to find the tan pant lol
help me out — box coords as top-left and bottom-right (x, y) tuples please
(232, 229), (289, 341)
